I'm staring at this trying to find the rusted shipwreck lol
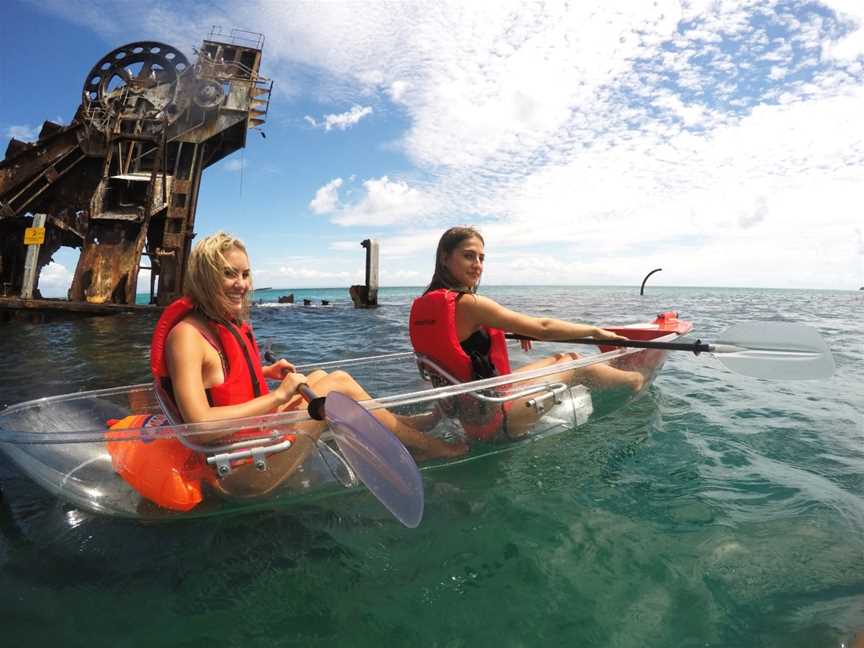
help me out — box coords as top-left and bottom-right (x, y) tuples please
(0, 28), (271, 321)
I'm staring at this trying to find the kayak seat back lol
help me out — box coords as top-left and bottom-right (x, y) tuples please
(154, 378), (185, 426)
(415, 354), (509, 440)
(414, 354), (581, 441)
(414, 356), (460, 418)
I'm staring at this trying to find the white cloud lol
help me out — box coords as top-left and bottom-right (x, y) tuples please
(253, 258), (359, 289)
(222, 158), (248, 172)
(820, 0), (864, 60)
(388, 81), (410, 103)
(30, 0), (216, 55)
(305, 105), (373, 131)
(738, 196), (769, 229)
(6, 125), (40, 141)
(309, 178), (343, 214)
(330, 240), (362, 251)
(311, 176), (435, 227)
(274, 266), (351, 281)
(36, 261), (74, 298)
(379, 268), (423, 284)
(330, 176), (434, 227)
(27, 0), (864, 288)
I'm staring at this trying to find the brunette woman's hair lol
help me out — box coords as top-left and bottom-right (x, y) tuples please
(423, 226), (484, 294)
(184, 231), (252, 322)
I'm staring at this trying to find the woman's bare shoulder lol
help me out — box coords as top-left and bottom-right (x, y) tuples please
(460, 293), (500, 311)
(456, 293), (506, 329)
(166, 316), (208, 350)
(461, 293), (533, 330)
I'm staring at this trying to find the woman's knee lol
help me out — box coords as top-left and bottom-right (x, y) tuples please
(326, 370), (364, 394)
(306, 369), (328, 383)
(328, 369), (354, 385)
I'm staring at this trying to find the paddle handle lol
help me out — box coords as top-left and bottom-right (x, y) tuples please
(265, 351), (327, 420)
(296, 384), (326, 421)
(505, 333), (712, 355)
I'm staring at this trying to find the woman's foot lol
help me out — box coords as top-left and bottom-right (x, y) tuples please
(411, 438), (469, 462)
(395, 409), (442, 433)
(628, 371), (645, 392)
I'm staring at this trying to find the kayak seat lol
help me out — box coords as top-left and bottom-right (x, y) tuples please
(414, 354), (573, 419)
(152, 378), (355, 485)
(152, 378), (293, 476)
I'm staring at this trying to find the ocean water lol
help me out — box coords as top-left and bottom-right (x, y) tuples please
(0, 286), (862, 647)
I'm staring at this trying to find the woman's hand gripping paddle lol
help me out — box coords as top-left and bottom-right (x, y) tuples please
(506, 322), (835, 380)
(265, 351), (424, 528)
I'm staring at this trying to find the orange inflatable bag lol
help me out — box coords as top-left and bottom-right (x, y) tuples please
(105, 414), (210, 512)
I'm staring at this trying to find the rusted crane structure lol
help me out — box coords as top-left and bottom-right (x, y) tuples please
(0, 28), (271, 317)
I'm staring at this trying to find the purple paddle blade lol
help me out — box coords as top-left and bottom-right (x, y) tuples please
(323, 391), (424, 528)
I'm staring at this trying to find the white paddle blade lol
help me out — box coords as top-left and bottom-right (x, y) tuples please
(713, 322), (835, 380)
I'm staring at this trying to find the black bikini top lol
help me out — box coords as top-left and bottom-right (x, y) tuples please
(460, 329), (497, 379)
(460, 329), (491, 355)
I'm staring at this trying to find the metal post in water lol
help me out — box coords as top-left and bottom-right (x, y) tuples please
(363, 238), (379, 306)
(349, 238), (379, 308)
(21, 213), (47, 300)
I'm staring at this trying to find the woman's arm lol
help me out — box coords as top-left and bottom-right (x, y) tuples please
(165, 323), (305, 429)
(457, 294), (625, 341)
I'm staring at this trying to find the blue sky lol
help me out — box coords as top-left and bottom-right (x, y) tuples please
(2, 0), (863, 294)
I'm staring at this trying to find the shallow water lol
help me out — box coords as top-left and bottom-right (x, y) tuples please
(1, 286), (862, 647)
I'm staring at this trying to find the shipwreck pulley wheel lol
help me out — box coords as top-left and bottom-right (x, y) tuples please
(193, 79), (225, 109)
(82, 41), (191, 130)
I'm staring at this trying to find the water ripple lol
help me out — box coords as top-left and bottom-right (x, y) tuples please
(1, 286), (862, 646)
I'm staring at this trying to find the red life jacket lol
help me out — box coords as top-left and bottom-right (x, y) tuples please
(150, 296), (269, 407)
(409, 289), (511, 381)
(409, 289), (512, 440)
(106, 297), (271, 512)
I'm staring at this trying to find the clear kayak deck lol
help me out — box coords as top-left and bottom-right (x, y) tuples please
(0, 319), (689, 520)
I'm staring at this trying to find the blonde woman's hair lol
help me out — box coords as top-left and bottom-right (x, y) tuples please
(184, 231), (252, 322)
(424, 226), (485, 294)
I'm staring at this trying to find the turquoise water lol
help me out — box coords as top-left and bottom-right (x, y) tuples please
(1, 286), (862, 647)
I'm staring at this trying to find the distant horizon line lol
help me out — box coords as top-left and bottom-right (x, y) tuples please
(146, 283), (864, 293)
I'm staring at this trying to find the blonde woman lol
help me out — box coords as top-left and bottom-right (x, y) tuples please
(152, 231), (466, 499)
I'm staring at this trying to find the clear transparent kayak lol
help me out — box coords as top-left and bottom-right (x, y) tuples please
(0, 316), (691, 521)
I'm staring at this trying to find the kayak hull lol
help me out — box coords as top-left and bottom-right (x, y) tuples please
(0, 315), (691, 521)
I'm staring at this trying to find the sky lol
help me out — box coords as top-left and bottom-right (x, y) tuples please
(2, 0), (863, 294)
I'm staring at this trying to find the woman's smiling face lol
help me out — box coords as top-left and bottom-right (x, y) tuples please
(444, 236), (485, 289)
(221, 247), (251, 318)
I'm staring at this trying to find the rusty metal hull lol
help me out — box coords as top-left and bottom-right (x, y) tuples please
(0, 295), (157, 323)
(0, 29), (272, 316)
